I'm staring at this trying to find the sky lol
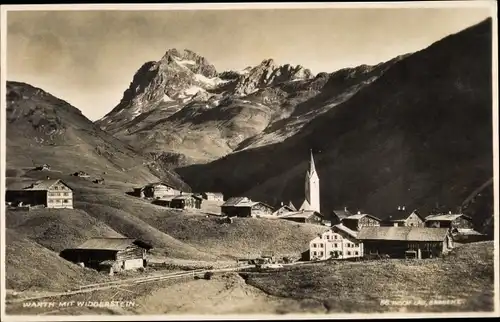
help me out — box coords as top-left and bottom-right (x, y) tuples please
(5, 5), (493, 121)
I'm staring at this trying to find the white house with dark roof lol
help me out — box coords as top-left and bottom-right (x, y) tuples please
(309, 224), (363, 261)
(6, 179), (73, 209)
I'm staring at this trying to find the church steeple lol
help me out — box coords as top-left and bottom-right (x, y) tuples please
(302, 149), (320, 213)
(309, 149), (317, 177)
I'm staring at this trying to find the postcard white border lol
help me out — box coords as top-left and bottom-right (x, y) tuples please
(0, 1), (498, 321)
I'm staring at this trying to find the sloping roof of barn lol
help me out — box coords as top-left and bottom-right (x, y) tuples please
(357, 227), (449, 242)
(332, 209), (352, 220)
(383, 209), (425, 222)
(332, 224), (358, 239)
(425, 214), (472, 222)
(23, 179), (72, 191)
(343, 213), (381, 221)
(279, 210), (322, 219)
(75, 238), (153, 251)
(222, 197), (249, 207)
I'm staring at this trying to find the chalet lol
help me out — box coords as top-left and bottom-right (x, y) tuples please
(152, 196), (176, 207)
(357, 226), (453, 259)
(278, 210), (323, 225)
(310, 224), (363, 261)
(72, 171), (90, 178)
(450, 228), (487, 243)
(34, 164), (51, 171)
(425, 212), (474, 229)
(170, 194), (203, 210)
(341, 212), (381, 231)
(272, 202), (297, 216)
(201, 192), (224, 201)
(60, 238), (153, 274)
(329, 207), (352, 225)
(382, 207), (426, 227)
(221, 197), (274, 217)
(6, 179), (73, 209)
(134, 182), (181, 199)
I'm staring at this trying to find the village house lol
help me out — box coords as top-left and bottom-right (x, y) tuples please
(6, 179), (73, 209)
(341, 212), (381, 231)
(221, 197), (274, 217)
(72, 171), (90, 178)
(272, 202), (297, 216)
(357, 226), (453, 259)
(34, 164), (51, 171)
(200, 192), (224, 202)
(133, 182), (181, 199)
(60, 238), (153, 274)
(425, 212), (485, 243)
(278, 210), (323, 225)
(382, 207), (426, 227)
(309, 224), (363, 261)
(152, 196), (176, 207)
(326, 207), (352, 225)
(170, 194), (203, 210)
(92, 178), (105, 184)
(425, 212), (474, 229)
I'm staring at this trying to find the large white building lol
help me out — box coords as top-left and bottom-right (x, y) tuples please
(299, 150), (320, 213)
(309, 224), (363, 260)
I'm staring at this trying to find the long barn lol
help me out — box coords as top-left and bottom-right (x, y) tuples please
(357, 226), (453, 259)
(60, 238), (153, 274)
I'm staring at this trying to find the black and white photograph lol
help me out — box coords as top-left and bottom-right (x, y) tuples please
(0, 2), (498, 320)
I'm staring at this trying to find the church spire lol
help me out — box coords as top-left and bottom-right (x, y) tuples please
(309, 149), (317, 176)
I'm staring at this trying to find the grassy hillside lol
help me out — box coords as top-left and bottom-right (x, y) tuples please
(178, 19), (494, 224)
(5, 229), (104, 291)
(5, 81), (187, 189)
(242, 242), (494, 313)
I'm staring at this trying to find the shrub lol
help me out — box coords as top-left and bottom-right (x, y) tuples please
(204, 271), (214, 280)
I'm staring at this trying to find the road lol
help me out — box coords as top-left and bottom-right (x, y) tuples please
(5, 265), (254, 304)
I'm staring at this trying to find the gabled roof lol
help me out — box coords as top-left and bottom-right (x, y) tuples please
(357, 227), (449, 242)
(332, 224), (358, 239)
(425, 214), (472, 222)
(202, 192), (223, 196)
(144, 182), (176, 189)
(384, 209), (424, 222)
(279, 210), (322, 220)
(331, 209), (352, 220)
(23, 179), (71, 191)
(298, 199), (311, 211)
(451, 228), (484, 236)
(222, 197), (249, 207)
(343, 213), (381, 221)
(75, 238), (153, 251)
(172, 194), (203, 200)
(274, 205), (296, 213)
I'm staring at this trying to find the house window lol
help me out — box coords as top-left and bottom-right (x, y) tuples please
(347, 251), (351, 256)
(330, 251), (334, 255)
(319, 251), (324, 256)
(320, 243), (323, 248)
(54, 187), (58, 190)
(312, 243), (316, 248)
(326, 235), (330, 240)
(64, 200), (69, 203)
(313, 251), (317, 256)
(355, 251), (359, 255)
(334, 243), (338, 248)
(334, 235), (337, 239)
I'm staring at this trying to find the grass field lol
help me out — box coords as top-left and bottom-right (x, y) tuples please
(241, 242), (495, 313)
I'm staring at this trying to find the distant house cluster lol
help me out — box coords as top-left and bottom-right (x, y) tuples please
(308, 206), (485, 261)
(132, 182), (224, 211)
(6, 179), (74, 209)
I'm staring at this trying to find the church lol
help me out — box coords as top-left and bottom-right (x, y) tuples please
(298, 150), (321, 213)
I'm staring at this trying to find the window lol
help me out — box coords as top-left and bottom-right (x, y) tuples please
(64, 199), (69, 203)
(326, 235), (330, 240)
(54, 187), (58, 190)
(319, 251), (324, 256)
(330, 251), (334, 255)
(334, 235), (337, 239)
(320, 243), (323, 248)
(334, 243), (338, 248)
(355, 251), (359, 255)
(313, 251), (317, 256)
(347, 251), (351, 256)
(312, 243), (316, 248)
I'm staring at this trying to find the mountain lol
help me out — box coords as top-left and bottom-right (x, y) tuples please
(5, 81), (189, 190)
(177, 18), (494, 229)
(95, 49), (402, 166)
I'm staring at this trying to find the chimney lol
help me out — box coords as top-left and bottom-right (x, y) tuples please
(398, 206), (401, 211)
(281, 202), (284, 206)
(344, 206), (347, 212)
(449, 210), (452, 214)
(357, 211), (361, 215)
(46, 176), (50, 180)
(402, 206), (406, 211)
